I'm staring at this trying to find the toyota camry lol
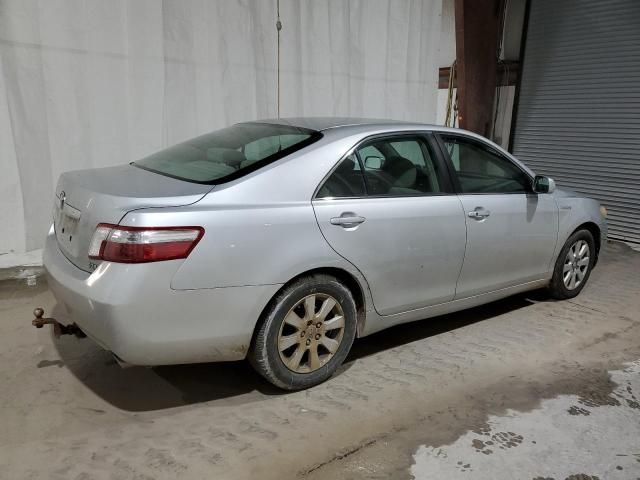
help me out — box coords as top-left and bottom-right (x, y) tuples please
(42, 118), (607, 390)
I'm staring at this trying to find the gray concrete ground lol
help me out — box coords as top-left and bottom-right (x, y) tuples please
(0, 241), (639, 480)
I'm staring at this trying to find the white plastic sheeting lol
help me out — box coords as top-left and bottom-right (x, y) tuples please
(0, 0), (443, 254)
(278, 0), (442, 119)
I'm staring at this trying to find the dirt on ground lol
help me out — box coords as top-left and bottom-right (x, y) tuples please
(0, 241), (639, 479)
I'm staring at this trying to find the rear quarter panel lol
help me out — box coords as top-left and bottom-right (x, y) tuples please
(118, 134), (376, 293)
(122, 202), (351, 290)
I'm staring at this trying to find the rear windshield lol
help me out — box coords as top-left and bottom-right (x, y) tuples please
(133, 122), (321, 184)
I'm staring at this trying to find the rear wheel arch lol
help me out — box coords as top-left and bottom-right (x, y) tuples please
(252, 267), (367, 344)
(248, 268), (362, 389)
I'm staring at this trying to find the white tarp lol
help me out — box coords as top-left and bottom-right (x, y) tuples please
(0, 0), (442, 254)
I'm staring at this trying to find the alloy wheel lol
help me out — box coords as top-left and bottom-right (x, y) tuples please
(563, 239), (590, 290)
(277, 293), (345, 373)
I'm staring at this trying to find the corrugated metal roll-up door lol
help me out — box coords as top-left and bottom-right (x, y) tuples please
(512, 0), (640, 243)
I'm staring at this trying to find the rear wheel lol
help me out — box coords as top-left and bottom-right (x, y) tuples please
(548, 229), (596, 299)
(249, 274), (357, 390)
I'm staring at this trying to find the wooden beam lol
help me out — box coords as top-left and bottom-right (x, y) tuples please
(438, 61), (519, 89)
(454, 0), (504, 136)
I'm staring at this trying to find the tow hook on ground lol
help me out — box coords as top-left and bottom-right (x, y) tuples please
(32, 307), (86, 338)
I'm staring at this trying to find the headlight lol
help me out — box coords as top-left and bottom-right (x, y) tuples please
(600, 206), (608, 218)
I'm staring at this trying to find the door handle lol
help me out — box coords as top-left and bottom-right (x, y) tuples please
(330, 213), (366, 227)
(468, 208), (491, 219)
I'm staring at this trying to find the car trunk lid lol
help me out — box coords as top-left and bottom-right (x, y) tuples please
(53, 164), (212, 272)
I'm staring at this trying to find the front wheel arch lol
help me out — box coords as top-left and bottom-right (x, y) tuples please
(570, 222), (601, 264)
(548, 228), (596, 299)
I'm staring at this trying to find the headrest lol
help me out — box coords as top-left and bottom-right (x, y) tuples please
(336, 157), (356, 173)
(207, 148), (247, 168)
(383, 156), (416, 188)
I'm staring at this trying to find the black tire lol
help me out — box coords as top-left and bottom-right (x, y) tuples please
(249, 274), (357, 391)
(548, 229), (596, 300)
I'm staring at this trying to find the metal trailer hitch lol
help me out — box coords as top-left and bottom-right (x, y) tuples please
(32, 307), (86, 338)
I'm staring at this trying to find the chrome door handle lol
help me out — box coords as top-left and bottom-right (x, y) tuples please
(468, 209), (491, 219)
(330, 214), (366, 227)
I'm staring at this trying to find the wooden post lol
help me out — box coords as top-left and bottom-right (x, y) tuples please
(454, 0), (503, 137)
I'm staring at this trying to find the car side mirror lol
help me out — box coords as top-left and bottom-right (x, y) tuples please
(533, 175), (556, 194)
(364, 155), (383, 169)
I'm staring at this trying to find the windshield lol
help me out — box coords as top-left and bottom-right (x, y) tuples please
(133, 122), (321, 184)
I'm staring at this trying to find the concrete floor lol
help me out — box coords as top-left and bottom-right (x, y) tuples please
(0, 241), (639, 480)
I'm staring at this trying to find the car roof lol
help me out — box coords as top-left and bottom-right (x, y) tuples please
(243, 117), (536, 179)
(252, 116), (437, 132)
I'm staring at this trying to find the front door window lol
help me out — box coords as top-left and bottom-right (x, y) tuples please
(442, 136), (531, 194)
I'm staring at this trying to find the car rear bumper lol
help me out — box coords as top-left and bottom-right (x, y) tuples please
(43, 231), (281, 365)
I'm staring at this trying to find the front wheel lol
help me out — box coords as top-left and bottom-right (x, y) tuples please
(548, 229), (596, 299)
(249, 274), (357, 390)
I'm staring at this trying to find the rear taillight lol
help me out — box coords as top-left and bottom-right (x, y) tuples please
(88, 224), (204, 263)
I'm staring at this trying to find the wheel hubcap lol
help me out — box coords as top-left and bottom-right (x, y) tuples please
(563, 240), (590, 290)
(278, 293), (345, 374)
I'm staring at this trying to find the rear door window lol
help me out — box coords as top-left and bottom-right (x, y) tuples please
(316, 134), (449, 199)
(316, 154), (366, 198)
(357, 136), (442, 196)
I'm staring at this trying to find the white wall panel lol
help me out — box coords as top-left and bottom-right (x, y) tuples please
(0, 58), (26, 255)
(437, 0), (455, 68)
(0, 0), (55, 251)
(0, 0), (445, 253)
(279, 0), (442, 121)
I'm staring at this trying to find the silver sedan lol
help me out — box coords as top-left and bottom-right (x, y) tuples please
(43, 118), (607, 390)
